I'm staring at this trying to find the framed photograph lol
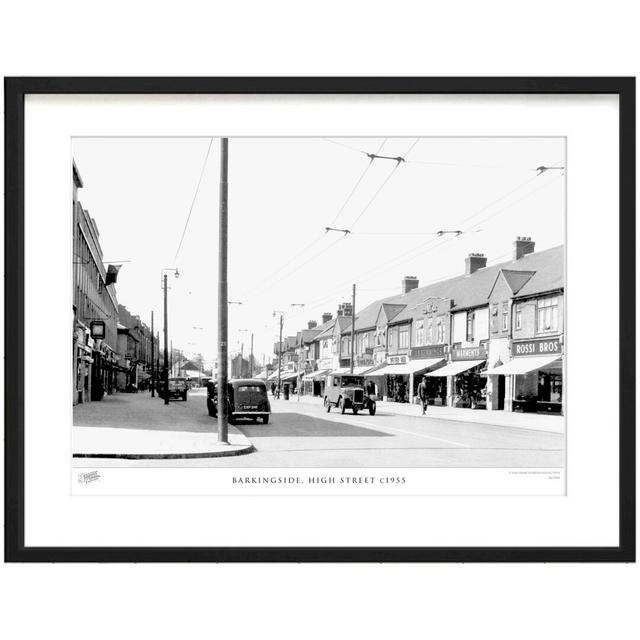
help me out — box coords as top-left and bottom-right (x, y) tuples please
(4, 77), (635, 562)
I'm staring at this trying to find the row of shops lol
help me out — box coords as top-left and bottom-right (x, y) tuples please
(280, 336), (563, 415)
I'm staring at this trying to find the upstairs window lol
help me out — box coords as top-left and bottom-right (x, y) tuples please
(537, 296), (559, 333)
(466, 311), (475, 342)
(502, 303), (509, 331)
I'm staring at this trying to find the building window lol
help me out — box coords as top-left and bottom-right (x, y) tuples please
(388, 330), (395, 348)
(416, 319), (424, 346)
(466, 311), (475, 342)
(399, 327), (409, 349)
(436, 318), (445, 344)
(502, 303), (509, 331)
(537, 296), (559, 333)
(515, 307), (522, 330)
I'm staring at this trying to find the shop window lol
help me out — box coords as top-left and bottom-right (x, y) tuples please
(537, 296), (559, 333)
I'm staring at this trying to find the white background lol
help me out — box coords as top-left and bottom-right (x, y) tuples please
(1, 2), (638, 639)
(25, 94), (609, 546)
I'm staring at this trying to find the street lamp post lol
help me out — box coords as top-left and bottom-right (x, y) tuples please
(273, 304), (305, 398)
(161, 268), (180, 405)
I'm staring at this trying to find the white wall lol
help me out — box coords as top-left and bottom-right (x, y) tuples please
(475, 307), (489, 342)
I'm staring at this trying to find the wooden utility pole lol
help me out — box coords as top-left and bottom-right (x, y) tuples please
(151, 311), (155, 397)
(217, 138), (229, 443)
(163, 274), (169, 405)
(350, 283), (356, 373)
(277, 313), (283, 394)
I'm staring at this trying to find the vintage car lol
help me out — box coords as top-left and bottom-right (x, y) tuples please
(324, 373), (376, 415)
(163, 376), (188, 401)
(228, 379), (271, 424)
(208, 379), (271, 424)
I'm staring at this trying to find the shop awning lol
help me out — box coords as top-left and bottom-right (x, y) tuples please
(302, 369), (330, 381)
(482, 355), (562, 375)
(376, 358), (445, 376)
(425, 359), (485, 377)
(280, 371), (299, 382)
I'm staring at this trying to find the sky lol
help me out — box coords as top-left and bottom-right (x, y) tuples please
(72, 137), (565, 369)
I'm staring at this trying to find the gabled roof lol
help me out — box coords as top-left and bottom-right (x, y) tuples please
(488, 269), (536, 298)
(300, 328), (321, 343)
(312, 319), (336, 341)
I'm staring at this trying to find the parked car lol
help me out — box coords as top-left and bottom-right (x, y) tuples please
(163, 377), (188, 401)
(228, 379), (270, 424)
(324, 373), (376, 415)
(207, 379), (271, 424)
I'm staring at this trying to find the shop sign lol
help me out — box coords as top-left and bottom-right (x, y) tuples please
(410, 344), (445, 359)
(90, 320), (106, 339)
(452, 346), (487, 361)
(356, 356), (375, 367)
(387, 354), (409, 365)
(512, 337), (562, 357)
(364, 347), (374, 355)
(318, 357), (333, 370)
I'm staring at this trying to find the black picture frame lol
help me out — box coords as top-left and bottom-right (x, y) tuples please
(4, 77), (635, 563)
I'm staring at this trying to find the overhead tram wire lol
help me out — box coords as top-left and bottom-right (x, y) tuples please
(348, 138), (420, 231)
(287, 165), (562, 315)
(327, 138), (387, 228)
(172, 137), (214, 266)
(239, 139), (389, 298)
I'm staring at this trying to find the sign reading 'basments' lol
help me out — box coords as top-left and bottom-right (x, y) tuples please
(410, 345), (445, 359)
(451, 346), (487, 361)
(512, 337), (562, 356)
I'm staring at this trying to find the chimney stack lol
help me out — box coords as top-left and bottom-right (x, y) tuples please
(513, 236), (535, 260)
(465, 253), (487, 275)
(322, 313), (332, 324)
(402, 276), (419, 294)
(308, 320), (317, 330)
(337, 302), (352, 317)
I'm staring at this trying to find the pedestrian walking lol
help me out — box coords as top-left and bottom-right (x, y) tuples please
(417, 375), (429, 415)
(271, 382), (276, 396)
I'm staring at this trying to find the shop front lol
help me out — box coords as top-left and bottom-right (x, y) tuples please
(302, 369), (331, 396)
(376, 351), (446, 403)
(484, 337), (563, 414)
(408, 345), (448, 405)
(425, 345), (487, 408)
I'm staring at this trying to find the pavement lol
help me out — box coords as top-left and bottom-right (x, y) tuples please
(73, 390), (565, 468)
(73, 391), (253, 459)
(287, 394), (564, 434)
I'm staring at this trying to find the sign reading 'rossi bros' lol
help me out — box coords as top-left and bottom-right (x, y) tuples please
(512, 337), (562, 357)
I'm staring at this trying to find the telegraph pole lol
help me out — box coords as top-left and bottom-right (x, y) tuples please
(163, 274), (169, 405)
(151, 311), (155, 397)
(240, 343), (244, 378)
(350, 283), (356, 373)
(277, 313), (283, 395)
(217, 137), (229, 444)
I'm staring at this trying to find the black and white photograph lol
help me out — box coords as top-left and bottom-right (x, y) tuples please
(71, 135), (566, 484)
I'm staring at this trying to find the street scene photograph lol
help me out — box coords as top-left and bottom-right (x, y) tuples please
(72, 136), (566, 474)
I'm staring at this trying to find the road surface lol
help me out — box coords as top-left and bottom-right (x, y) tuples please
(73, 389), (564, 468)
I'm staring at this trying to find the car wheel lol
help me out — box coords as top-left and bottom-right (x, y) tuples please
(324, 397), (331, 413)
(353, 407), (359, 415)
(262, 415), (269, 424)
(369, 402), (376, 416)
(339, 397), (346, 414)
